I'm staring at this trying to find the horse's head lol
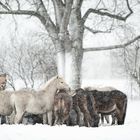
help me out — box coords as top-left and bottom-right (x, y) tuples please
(55, 76), (70, 91)
(0, 73), (7, 91)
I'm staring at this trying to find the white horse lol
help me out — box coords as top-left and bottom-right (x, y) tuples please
(10, 76), (70, 125)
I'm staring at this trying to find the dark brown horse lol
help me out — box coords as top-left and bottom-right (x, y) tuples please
(84, 88), (127, 125)
(53, 89), (72, 125)
(68, 88), (99, 127)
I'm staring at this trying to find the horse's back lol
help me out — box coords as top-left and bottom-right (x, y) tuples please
(10, 91), (34, 112)
(84, 86), (116, 92)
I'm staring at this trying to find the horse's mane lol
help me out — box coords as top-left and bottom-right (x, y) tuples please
(40, 76), (58, 90)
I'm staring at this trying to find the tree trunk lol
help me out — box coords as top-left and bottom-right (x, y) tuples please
(64, 31), (83, 89)
(54, 40), (65, 78)
(65, 50), (72, 85)
(56, 50), (65, 77)
(54, 33), (83, 89)
(70, 45), (83, 89)
(67, 3), (84, 89)
(64, 48), (83, 89)
(45, 0), (84, 89)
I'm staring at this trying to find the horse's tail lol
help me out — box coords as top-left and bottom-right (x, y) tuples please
(59, 96), (65, 124)
(122, 95), (127, 124)
(86, 94), (94, 117)
(86, 93), (99, 127)
(116, 91), (127, 125)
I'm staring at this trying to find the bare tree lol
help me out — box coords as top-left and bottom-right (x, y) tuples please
(0, 32), (57, 89)
(0, 48), (16, 90)
(0, 0), (139, 89)
(110, 24), (140, 97)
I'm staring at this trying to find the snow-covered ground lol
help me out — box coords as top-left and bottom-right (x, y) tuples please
(0, 100), (139, 140)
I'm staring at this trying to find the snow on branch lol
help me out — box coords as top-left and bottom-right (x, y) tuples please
(83, 35), (140, 52)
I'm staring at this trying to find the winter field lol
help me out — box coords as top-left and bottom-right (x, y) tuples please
(0, 100), (139, 140)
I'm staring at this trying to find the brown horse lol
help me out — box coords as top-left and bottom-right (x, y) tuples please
(53, 89), (72, 125)
(84, 88), (127, 125)
(68, 88), (99, 127)
(85, 87), (116, 125)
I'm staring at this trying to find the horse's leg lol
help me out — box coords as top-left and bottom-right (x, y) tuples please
(6, 116), (10, 124)
(81, 106), (91, 127)
(1, 116), (6, 124)
(8, 111), (16, 124)
(74, 106), (81, 126)
(117, 99), (127, 125)
(65, 115), (71, 126)
(0, 115), (1, 124)
(53, 111), (59, 126)
(114, 107), (123, 125)
(54, 115), (59, 125)
(14, 112), (24, 124)
(43, 113), (47, 124)
(101, 114), (104, 124)
(47, 111), (53, 126)
(83, 112), (91, 127)
(46, 113), (48, 124)
(105, 115), (110, 124)
(111, 113), (116, 125)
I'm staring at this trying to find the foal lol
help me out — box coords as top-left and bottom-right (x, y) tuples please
(11, 76), (70, 125)
(53, 89), (72, 125)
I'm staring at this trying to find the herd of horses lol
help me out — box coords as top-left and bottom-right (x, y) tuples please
(0, 74), (128, 127)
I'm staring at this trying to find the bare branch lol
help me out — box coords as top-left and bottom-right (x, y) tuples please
(52, 0), (64, 28)
(95, 0), (102, 9)
(0, 0), (58, 41)
(84, 25), (111, 34)
(0, 9), (42, 18)
(126, 0), (133, 19)
(35, 0), (58, 42)
(83, 35), (140, 52)
(82, 0), (133, 23)
(15, 0), (20, 10)
(59, 0), (73, 34)
(0, 1), (10, 11)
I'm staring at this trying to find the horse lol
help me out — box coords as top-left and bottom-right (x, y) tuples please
(53, 89), (72, 125)
(0, 91), (14, 124)
(68, 88), (98, 127)
(0, 73), (9, 124)
(84, 86), (116, 125)
(84, 88), (127, 125)
(10, 76), (70, 125)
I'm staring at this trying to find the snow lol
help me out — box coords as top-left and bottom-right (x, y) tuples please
(0, 100), (140, 140)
